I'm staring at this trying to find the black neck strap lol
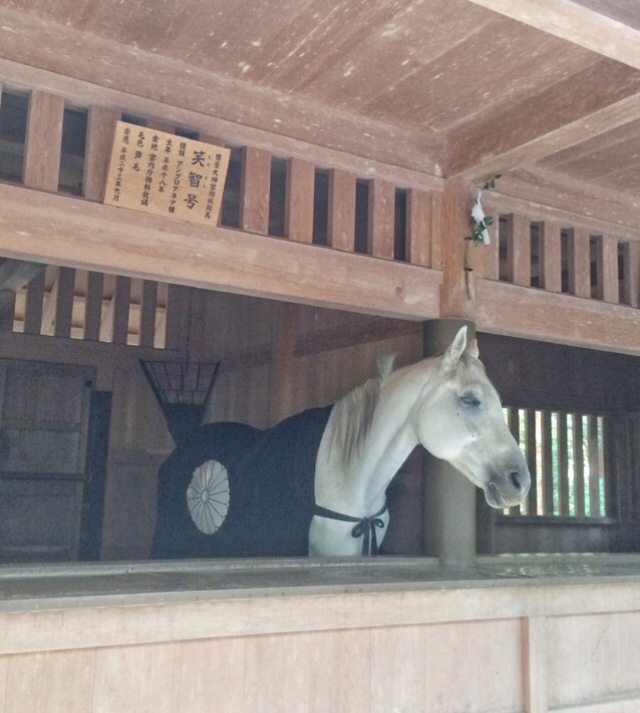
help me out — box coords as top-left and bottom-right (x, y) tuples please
(313, 501), (388, 556)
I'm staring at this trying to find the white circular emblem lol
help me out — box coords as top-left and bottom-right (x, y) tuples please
(186, 459), (230, 534)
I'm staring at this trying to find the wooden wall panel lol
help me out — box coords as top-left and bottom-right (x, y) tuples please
(4, 649), (95, 713)
(327, 168), (356, 252)
(93, 643), (174, 713)
(547, 612), (640, 708)
(367, 178), (395, 259)
(23, 91), (65, 191)
(285, 157), (315, 243)
(240, 147), (271, 234)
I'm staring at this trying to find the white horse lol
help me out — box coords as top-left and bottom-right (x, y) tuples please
(309, 325), (530, 555)
(152, 326), (530, 558)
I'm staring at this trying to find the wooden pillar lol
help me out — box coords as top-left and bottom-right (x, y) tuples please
(422, 318), (477, 567)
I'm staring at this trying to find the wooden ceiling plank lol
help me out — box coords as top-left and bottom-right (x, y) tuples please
(0, 182), (442, 322)
(448, 60), (640, 179)
(465, 0), (640, 71)
(0, 10), (442, 179)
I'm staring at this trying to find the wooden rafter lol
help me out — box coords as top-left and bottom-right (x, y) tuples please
(464, 0), (640, 71)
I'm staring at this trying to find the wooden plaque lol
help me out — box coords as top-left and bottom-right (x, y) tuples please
(103, 121), (230, 226)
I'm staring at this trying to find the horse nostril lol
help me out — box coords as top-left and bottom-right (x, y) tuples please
(509, 471), (522, 491)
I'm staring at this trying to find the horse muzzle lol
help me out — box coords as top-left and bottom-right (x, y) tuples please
(484, 462), (531, 508)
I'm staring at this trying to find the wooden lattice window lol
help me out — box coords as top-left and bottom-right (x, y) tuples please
(502, 407), (610, 518)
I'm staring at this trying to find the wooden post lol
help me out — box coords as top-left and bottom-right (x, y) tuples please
(422, 318), (477, 567)
(540, 221), (562, 293)
(569, 228), (591, 298)
(84, 106), (120, 202)
(508, 213), (531, 287)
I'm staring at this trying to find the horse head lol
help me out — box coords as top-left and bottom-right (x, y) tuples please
(413, 326), (530, 508)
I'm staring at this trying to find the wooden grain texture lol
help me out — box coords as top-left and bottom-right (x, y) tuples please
(83, 106), (120, 201)
(0, 183), (442, 321)
(406, 188), (432, 267)
(285, 157), (315, 243)
(240, 147), (271, 234)
(475, 278), (640, 356)
(449, 60), (640, 178)
(367, 178), (395, 259)
(541, 220), (562, 292)
(4, 649), (95, 713)
(23, 90), (65, 191)
(327, 168), (356, 252)
(466, 0), (640, 70)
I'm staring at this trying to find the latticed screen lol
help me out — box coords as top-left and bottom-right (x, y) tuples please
(502, 407), (608, 518)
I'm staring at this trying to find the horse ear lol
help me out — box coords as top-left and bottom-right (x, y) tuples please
(466, 338), (479, 359)
(442, 326), (467, 370)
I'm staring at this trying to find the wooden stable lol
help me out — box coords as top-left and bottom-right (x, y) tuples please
(1, 0), (640, 711)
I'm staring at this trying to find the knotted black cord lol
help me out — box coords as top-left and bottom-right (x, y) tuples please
(313, 501), (388, 555)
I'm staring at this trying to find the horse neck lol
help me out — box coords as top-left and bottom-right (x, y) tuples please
(347, 361), (431, 509)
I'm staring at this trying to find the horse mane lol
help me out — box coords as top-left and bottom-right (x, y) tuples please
(328, 355), (395, 470)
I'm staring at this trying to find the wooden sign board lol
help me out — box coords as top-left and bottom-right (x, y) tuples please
(104, 121), (230, 226)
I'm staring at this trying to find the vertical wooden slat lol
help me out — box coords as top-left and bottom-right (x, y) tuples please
(111, 275), (131, 345)
(558, 413), (570, 516)
(83, 106), (120, 201)
(327, 168), (356, 252)
(587, 414), (601, 516)
(507, 213), (531, 286)
(84, 271), (104, 341)
(541, 411), (554, 516)
(367, 178), (395, 259)
(525, 409), (538, 516)
(405, 188), (432, 267)
(573, 414), (586, 517)
(569, 228), (591, 298)
(601, 235), (620, 303)
(165, 283), (188, 351)
(139, 279), (158, 348)
(240, 147), (271, 234)
(429, 190), (443, 271)
(23, 269), (45, 335)
(23, 90), (65, 191)
(269, 302), (298, 425)
(508, 407), (522, 515)
(540, 220), (562, 293)
(53, 266), (75, 338)
(479, 204), (500, 280)
(285, 157), (315, 243)
(41, 266), (59, 335)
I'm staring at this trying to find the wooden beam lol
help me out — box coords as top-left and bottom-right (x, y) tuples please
(448, 60), (640, 179)
(475, 278), (640, 355)
(0, 183), (441, 322)
(23, 91), (65, 191)
(465, 0), (640, 71)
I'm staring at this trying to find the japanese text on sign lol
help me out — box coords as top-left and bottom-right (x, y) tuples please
(104, 121), (231, 226)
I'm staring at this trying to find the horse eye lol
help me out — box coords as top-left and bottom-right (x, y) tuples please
(460, 392), (481, 408)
